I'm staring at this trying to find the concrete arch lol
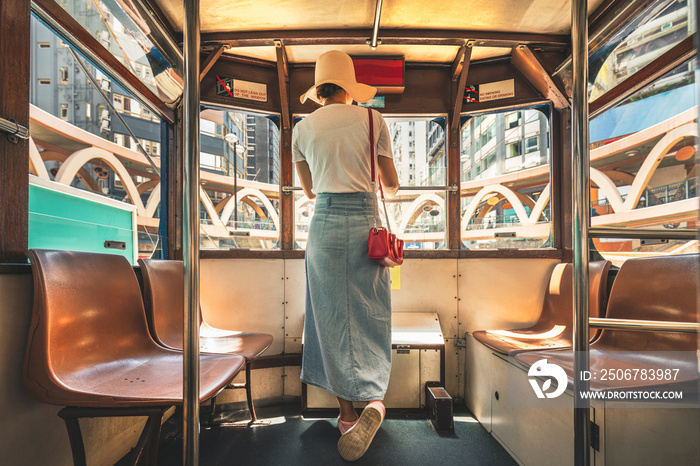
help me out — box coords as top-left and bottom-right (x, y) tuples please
(590, 168), (624, 213)
(215, 196), (233, 214)
(55, 147), (146, 215)
(241, 197), (268, 219)
(199, 187), (227, 229)
(29, 138), (50, 179)
(461, 185), (530, 232)
(220, 187), (280, 231)
(37, 149), (102, 193)
(624, 124), (698, 210)
(399, 193), (445, 232)
(145, 183), (161, 218)
(528, 183), (551, 223)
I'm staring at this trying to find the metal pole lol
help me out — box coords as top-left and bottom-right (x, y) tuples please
(182, 0), (200, 464)
(571, 0), (590, 465)
(370, 0), (384, 49)
(234, 141), (238, 229)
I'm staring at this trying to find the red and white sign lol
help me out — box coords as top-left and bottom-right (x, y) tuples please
(233, 79), (267, 102)
(479, 79), (515, 102)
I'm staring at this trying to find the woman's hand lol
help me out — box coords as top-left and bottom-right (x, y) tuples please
(295, 161), (316, 199)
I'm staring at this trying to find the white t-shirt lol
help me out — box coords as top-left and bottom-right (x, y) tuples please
(292, 104), (393, 194)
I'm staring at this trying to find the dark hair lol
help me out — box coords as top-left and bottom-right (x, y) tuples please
(316, 83), (343, 100)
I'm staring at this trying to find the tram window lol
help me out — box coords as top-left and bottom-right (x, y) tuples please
(589, 59), (697, 266)
(199, 106), (281, 250)
(53, 0), (182, 104)
(28, 16), (164, 263)
(572, 0), (695, 102)
(294, 116), (448, 250)
(460, 106), (552, 250)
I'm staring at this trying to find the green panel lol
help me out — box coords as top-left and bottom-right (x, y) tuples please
(29, 183), (135, 264)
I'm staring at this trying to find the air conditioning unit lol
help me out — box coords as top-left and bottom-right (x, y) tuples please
(99, 120), (111, 133)
(100, 109), (110, 121)
(101, 79), (111, 91)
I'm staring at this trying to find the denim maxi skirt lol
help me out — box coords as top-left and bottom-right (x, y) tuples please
(301, 192), (392, 401)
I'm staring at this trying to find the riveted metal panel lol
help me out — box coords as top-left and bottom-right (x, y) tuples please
(200, 258), (286, 355)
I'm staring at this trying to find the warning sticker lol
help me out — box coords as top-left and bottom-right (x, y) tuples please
(216, 76), (268, 102)
(479, 79), (515, 102)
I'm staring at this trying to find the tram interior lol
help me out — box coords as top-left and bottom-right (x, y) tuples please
(1, 0), (699, 465)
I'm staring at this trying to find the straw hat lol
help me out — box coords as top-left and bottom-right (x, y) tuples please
(300, 50), (377, 104)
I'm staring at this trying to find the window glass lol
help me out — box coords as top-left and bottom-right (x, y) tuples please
(589, 59), (697, 266)
(460, 106), (552, 249)
(55, 0), (182, 104)
(293, 116), (448, 250)
(199, 107), (281, 250)
(29, 16), (164, 262)
(588, 0), (694, 101)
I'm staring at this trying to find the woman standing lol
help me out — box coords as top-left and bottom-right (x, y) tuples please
(293, 50), (399, 462)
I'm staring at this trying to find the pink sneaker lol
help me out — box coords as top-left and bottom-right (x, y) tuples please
(337, 414), (358, 435)
(337, 402), (385, 461)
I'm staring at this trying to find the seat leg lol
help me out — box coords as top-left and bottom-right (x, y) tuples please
(208, 395), (218, 424)
(145, 411), (163, 466)
(245, 361), (258, 423)
(59, 409), (87, 466)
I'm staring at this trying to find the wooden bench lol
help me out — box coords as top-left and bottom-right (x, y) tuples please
(24, 250), (246, 466)
(472, 261), (611, 354)
(139, 259), (273, 423)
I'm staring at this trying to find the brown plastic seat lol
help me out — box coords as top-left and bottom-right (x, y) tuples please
(515, 254), (699, 391)
(24, 249), (245, 465)
(472, 261), (611, 354)
(138, 258), (273, 423)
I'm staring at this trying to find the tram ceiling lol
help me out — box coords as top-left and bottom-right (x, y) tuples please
(152, 0), (606, 37)
(148, 0), (612, 65)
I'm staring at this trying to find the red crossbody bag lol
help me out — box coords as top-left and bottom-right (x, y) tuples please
(367, 109), (404, 267)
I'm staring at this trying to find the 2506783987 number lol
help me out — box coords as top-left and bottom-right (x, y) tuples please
(599, 368), (680, 381)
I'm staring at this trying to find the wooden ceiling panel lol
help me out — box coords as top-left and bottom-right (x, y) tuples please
(154, 0), (606, 35)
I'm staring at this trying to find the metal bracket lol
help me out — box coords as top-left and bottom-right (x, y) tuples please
(590, 421), (600, 451)
(0, 117), (29, 143)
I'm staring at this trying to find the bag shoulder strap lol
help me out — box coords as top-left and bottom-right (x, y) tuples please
(367, 108), (385, 200)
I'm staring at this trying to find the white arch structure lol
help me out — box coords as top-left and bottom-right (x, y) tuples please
(30, 115), (697, 241)
(55, 147), (148, 216)
(398, 193), (445, 232)
(219, 187), (280, 231)
(461, 185), (532, 233)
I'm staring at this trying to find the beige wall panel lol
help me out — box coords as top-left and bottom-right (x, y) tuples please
(284, 366), (302, 397)
(285, 336), (302, 354)
(306, 384), (337, 408)
(464, 334), (495, 431)
(390, 259), (459, 338)
(384, 351), (421, 408)
(491, 357), (574, 466)
(0, 274), (146, 466)
(284, 259), (306, 339)
(200, 259), (286, 355)
(458, 258), (559, 333)
(215, 367), (286, 406)
(0, 274), (72, 466)
(419, 349), (442, 405)
(442, 339), (461, 400)
(603, 406), (700, 465)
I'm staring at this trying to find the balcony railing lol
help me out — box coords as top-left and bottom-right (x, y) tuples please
(591, 177), (697, 214)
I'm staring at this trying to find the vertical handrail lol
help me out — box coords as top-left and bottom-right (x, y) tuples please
(572, 0), (591, 465)
(182, 0), (201, 465)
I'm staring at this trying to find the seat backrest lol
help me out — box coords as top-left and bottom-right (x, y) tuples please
(596, 254), (698, 351)
(537, 260), (611, 329)
(138, 259), (196, 350)
(24, 249), (158, 403)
